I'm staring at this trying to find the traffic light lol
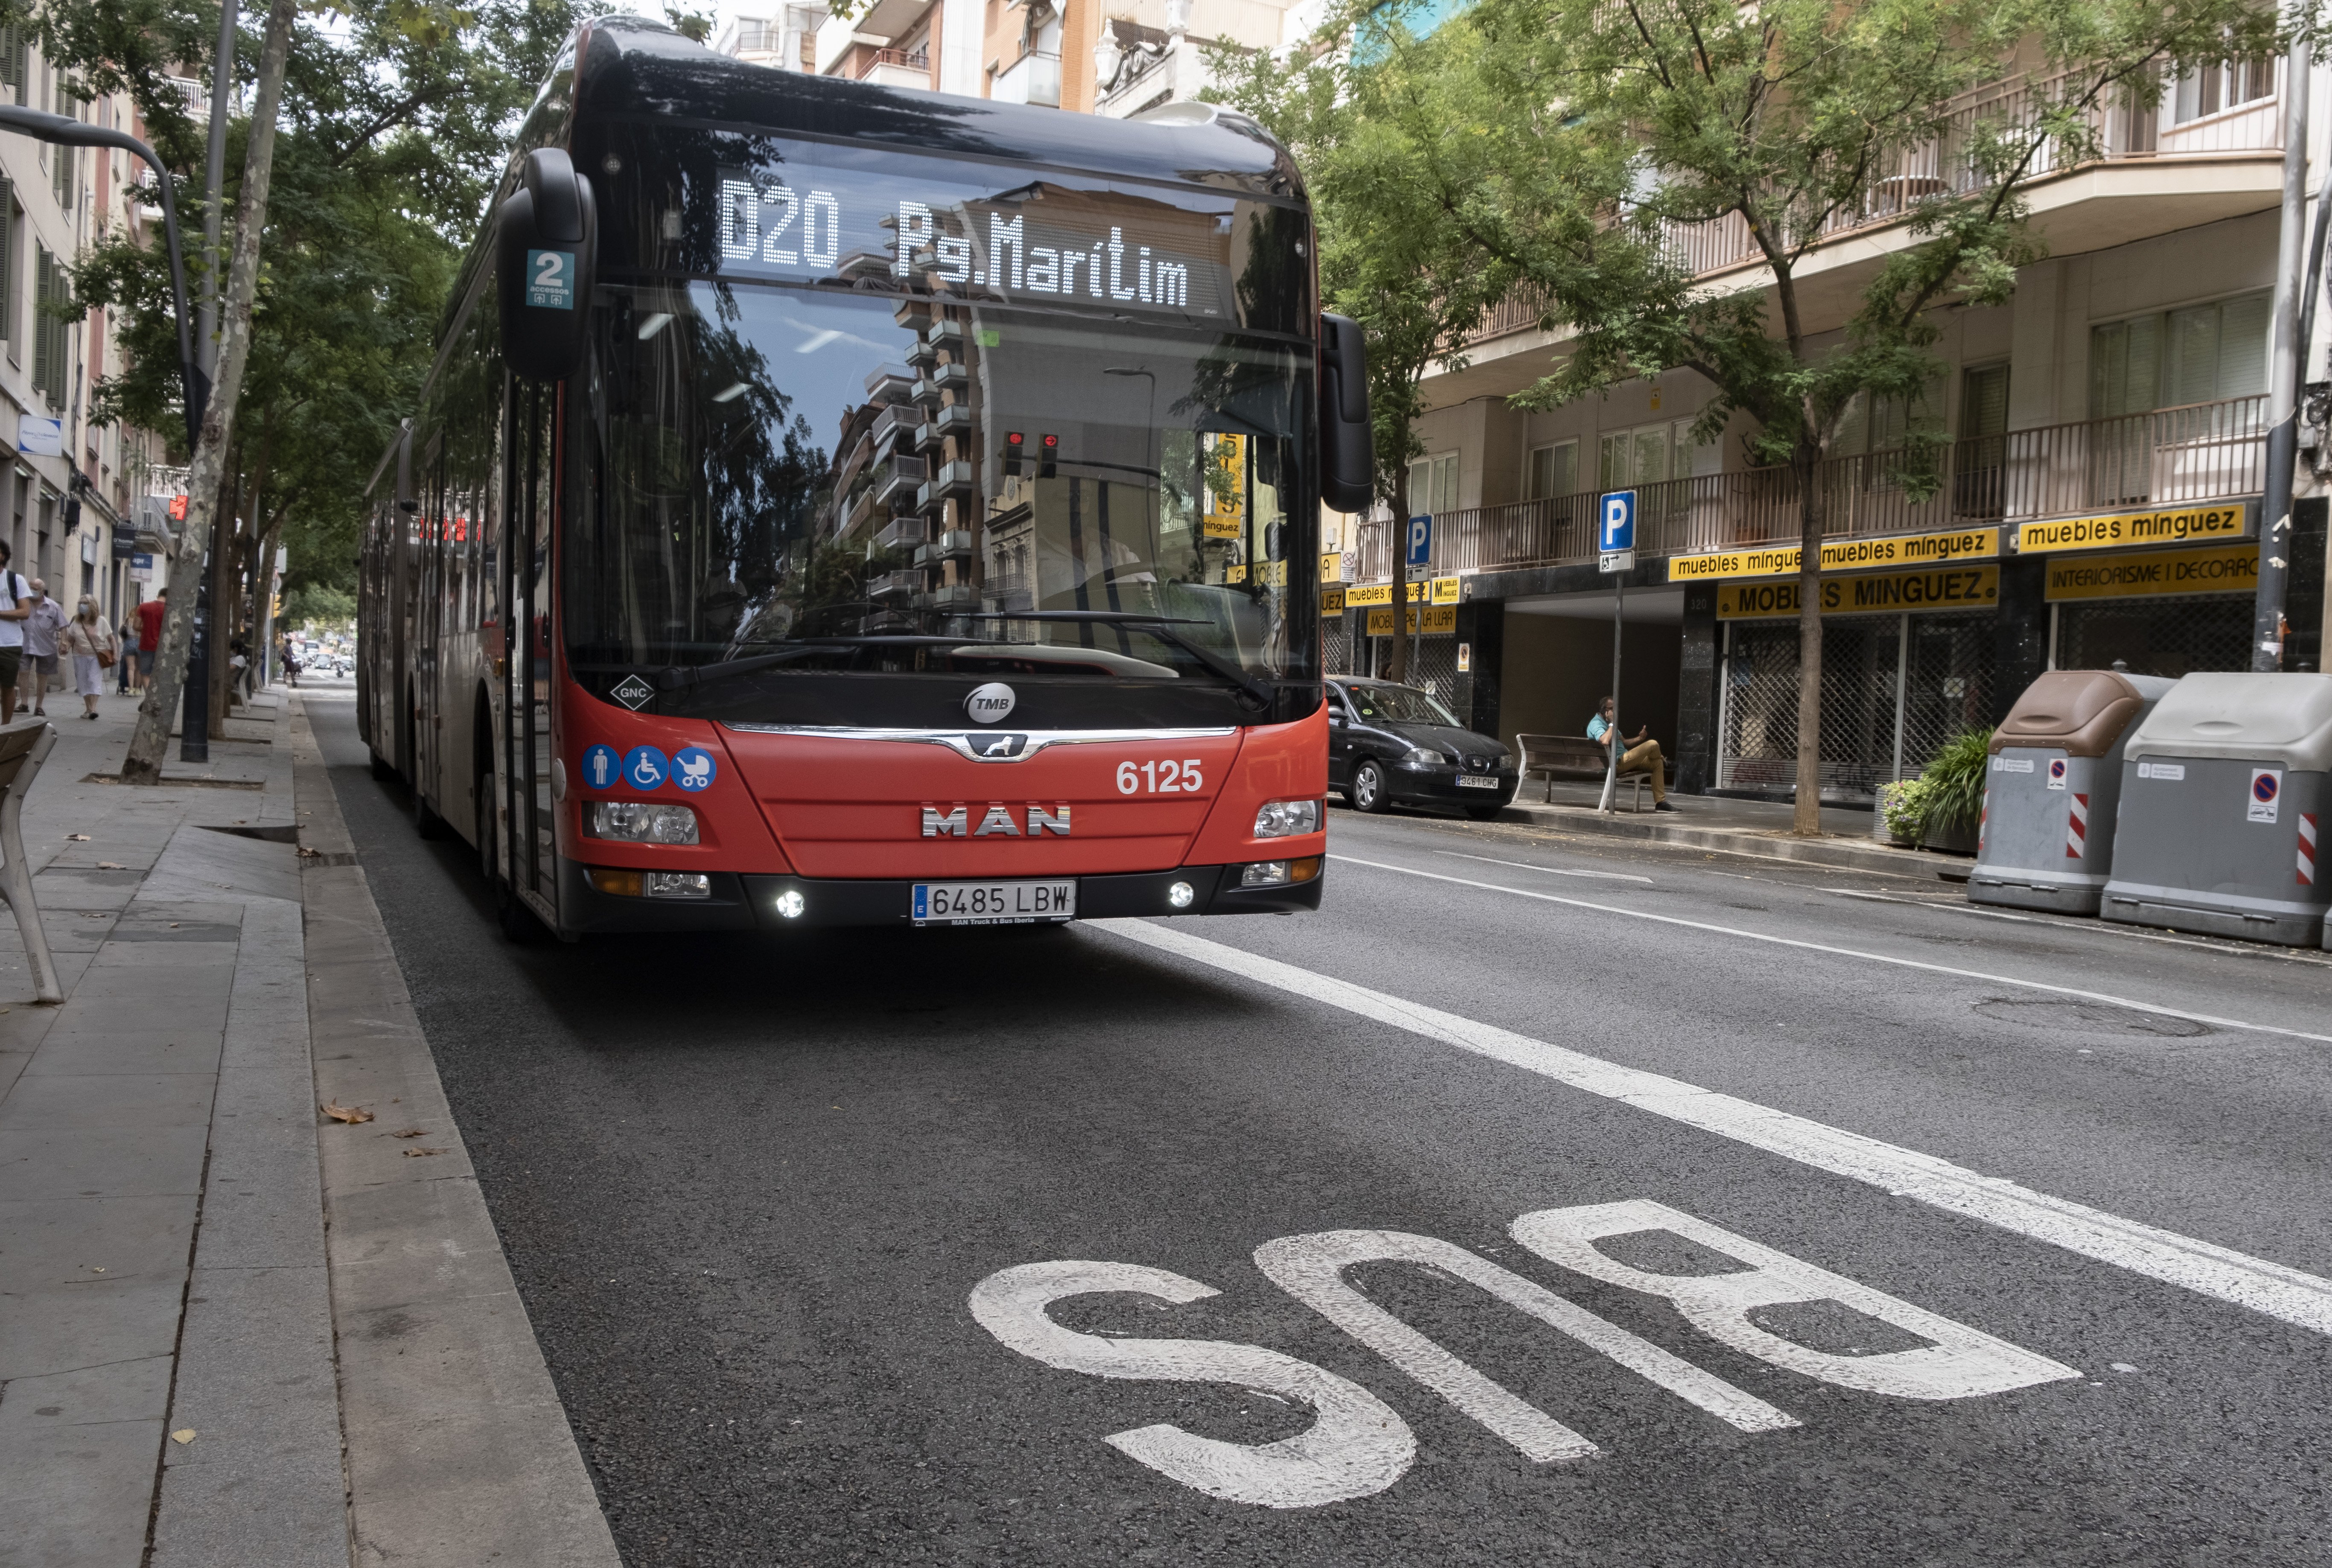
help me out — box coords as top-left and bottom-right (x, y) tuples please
(1003, 431), (1025, 476)
(1038, 433), (1058, 480)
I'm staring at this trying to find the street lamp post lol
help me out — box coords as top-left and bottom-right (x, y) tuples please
(0, 107), (210, 761)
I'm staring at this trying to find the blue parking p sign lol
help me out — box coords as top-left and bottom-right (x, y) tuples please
(1406, 514), (1433, 568)
(1599, 490), (1637, 552)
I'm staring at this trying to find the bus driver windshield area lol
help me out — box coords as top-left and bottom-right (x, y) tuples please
(568, 125), (1319, 724)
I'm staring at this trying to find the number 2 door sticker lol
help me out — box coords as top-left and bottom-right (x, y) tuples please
(525, 249), (574, 309)
(1118, 759), (1205, 795)
(971, 1200), (2075, 1509)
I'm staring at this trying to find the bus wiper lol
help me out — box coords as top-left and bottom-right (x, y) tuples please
(963, 611), (1274, 709)
(648, 636), (1039, 692)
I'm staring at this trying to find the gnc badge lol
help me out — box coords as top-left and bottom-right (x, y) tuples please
(2250, 768), (2282, 824)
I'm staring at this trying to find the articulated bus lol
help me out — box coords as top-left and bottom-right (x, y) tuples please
(358, 17), (1370, 938)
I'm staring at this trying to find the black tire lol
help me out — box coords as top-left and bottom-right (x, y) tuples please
(369, 748), (395, 782)
(1350, 759), (1390, 814)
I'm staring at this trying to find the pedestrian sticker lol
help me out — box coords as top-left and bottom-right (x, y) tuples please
(2250, 768), (2282, 824)
(624, 746), (670, 791)
(2047, 758), (2067, 790)
(672, 746), (716, 792)
(582, 745), (619, 792)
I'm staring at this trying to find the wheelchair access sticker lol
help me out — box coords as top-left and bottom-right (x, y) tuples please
(2250, 768), (2282, 824)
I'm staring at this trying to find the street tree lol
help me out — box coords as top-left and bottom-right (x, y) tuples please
(1207, 31), (1512, 684)
(1312, 0), (2277, 828)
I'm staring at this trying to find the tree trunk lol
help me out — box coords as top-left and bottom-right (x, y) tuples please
(121, 0), (299, 785)
(1387, 465), (1411, 683)
(1790, 434), (1826, 835)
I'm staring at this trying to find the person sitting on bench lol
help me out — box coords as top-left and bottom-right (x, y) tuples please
(1586, 696), (1672, 810)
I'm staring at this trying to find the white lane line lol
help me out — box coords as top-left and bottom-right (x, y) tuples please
(1437, 851), (1653, 885)
(1326, 852), (2332, 1047)
(1090, 918), (2332, 1340)
(1822, 886), (2332, 967)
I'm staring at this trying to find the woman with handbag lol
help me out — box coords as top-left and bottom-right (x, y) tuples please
(61, 597), (118, 720)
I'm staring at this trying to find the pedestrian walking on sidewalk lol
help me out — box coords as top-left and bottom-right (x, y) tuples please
(20, 580), (65, 717)
(0, 543), (34, 725)
(115, 611), (135, 692)
(1588, 695), (1674, 811)
(61, 597), (117, 720)
(134, 589), (167, 693)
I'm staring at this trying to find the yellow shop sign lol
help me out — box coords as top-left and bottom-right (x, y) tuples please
(2014, 503), (2252, 555)
(1669, 526), (1999, 582)
(1717, 565), (2000, 619)
(1365, 604), (1459, 636)
(2043, 542), (2258, 601)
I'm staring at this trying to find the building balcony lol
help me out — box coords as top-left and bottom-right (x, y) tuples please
(929, 402), (977, 442)
(912, 374), (944, 409)
(874, 513), (927, 552)
(1354, 394), (2267, 581)
(929, 459), (976, 498)
(869, 405), (916, 458)
(858, 48), (931, 90)
(866, 568), (922, 601)
(991, 50), (1061, 108)
(894, 298), (934, 333)
(864, 363), (917, 405)
(930, 361), (971, 394)
(874, 455), (927, 510)
(905, 336), (939, 370)
(915, 529), (975, 567)
(858, 608), (917, 635)
(917, 582), (980, 612)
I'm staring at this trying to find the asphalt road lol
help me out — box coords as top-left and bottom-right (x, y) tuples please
(305, 680), (2332, 1567)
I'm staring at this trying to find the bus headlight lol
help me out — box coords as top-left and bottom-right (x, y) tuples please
(1253, 798), (1322, 838)
(587, 801), (700, 844)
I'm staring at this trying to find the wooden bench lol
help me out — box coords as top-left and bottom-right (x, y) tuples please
(0, 720), (58, 1002)
(1514, 733), (1664, 812)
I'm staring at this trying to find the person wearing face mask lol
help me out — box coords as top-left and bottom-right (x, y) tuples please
(60, 596), (117, 720)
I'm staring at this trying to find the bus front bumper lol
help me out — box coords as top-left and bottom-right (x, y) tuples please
(559, 860), (1324, 933)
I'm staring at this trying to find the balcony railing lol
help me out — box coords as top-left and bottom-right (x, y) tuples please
(1350, 394), (2265, 581)
(1470, 61), (2285, 344)
(992, 50), (1062, 108)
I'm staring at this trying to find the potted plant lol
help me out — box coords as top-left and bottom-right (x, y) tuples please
(1913, 727), (1993, 854)
(1874, 778), (1924, 846)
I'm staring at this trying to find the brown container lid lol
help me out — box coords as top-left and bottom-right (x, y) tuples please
(1990, 669), (2162, 758)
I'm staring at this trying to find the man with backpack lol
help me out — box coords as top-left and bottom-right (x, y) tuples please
(0, 543), (38, 724)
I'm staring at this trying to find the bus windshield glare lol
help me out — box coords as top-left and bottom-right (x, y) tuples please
(568, 127), (1317, 694)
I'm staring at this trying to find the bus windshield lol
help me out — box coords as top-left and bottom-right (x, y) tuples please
(570, 277), (1315, 692)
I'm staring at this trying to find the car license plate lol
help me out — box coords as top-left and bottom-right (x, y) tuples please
(1456, 775), (1502, 790)
(912, 879), (1078, 925)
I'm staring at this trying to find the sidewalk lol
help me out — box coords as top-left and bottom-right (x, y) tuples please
(0, 684), (616, 1568)
(1490, 780), (1975, 880)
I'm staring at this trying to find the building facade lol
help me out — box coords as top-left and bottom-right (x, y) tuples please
(1341, 58), (2330, 801)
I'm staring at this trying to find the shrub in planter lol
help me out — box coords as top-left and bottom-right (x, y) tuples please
(1914, 727), (1994, 853)
(1875, 778), (1925, 845)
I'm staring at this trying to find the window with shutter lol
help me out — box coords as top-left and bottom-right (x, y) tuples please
(0, 179), (14, 347)
(2091, 291), (2268, 417)
(30, 246), (48, 400)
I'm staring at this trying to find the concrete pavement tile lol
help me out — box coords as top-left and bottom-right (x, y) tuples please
(0, 1410), (166, 1568)
(346, 1403), (618, 1568)
(163, 1265), (339, 1461)
(322, 1175), (514, 1317)
(22, 1031), (223, 1078)
(149, 1450), (348, 1568)
(0, 1125), (209, 1201)
(0, 1073), (215, 1132)
(0, 1352), (172, 1428)
(0, 1272), (184, 1395)
(0, 1049), (29, 1101)
(336, 1288), (572, 1433)
(187, 1099), (326, 1271)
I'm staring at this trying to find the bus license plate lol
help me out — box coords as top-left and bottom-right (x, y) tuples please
(1456, 775), (1502, 789)
(912, 879), (1078, 925)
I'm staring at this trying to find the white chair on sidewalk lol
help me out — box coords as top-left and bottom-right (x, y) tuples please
(0, 720), (61, 1003)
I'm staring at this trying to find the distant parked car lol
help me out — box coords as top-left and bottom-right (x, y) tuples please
(1327, 678), (1517, 820)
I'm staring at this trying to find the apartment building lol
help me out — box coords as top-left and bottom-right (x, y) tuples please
(721, 0), (1313, 114)
(1347, 58), (2330, 802)
(0, 26), (172, 624)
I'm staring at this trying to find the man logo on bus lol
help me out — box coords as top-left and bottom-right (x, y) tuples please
(583, 745), (619, 792)
(966, 683), (1017, 723)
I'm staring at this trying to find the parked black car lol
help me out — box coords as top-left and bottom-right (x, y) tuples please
(1326, 678), (1518, 819)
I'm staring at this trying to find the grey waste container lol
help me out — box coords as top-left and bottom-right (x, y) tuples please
(1969, 668), (2175, 914)
(2100, 672), (2332, 947)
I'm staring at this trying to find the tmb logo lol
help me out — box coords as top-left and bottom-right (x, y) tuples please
(965, 683), (1017, 723)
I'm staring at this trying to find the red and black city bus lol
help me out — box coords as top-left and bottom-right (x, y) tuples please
(357, 16), (1371, 936)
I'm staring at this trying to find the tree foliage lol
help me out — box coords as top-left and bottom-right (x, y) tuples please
(56, 0), (589, 601)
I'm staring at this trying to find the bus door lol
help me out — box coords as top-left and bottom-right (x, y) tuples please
(503, 377), (558, 912)
(413, 438), (443, 800)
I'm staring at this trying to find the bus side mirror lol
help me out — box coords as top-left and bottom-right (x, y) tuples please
(1318, 312), (1373, 514)
(395, 426), (417, 515)
(497, 148), (598, 381)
